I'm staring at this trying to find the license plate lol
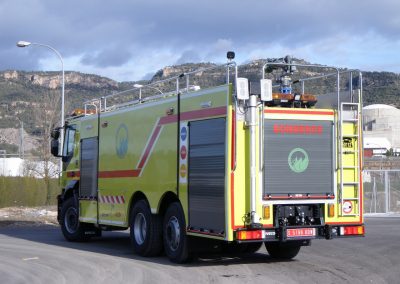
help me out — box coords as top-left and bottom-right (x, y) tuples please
(287, 228), (316, 238)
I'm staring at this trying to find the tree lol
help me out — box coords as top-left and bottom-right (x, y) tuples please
(28, 88), (61, 204)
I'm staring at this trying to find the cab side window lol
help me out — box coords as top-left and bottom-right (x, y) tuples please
(63, 126), (76, 157)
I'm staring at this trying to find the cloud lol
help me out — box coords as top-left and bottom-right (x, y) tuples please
(2, 0), (400, 81)
(81, 46), (132, 68)
(175, 50), (201, 65)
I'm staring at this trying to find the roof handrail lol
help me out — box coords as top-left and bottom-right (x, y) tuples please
(82, 61), (236, 113)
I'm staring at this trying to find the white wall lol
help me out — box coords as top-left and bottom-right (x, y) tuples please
(0, 158), (59, 178)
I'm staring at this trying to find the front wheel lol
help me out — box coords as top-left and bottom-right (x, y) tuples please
(163, 202), (191, 263)
(265, 242), (301, 260)
(60, 197), (88, 241)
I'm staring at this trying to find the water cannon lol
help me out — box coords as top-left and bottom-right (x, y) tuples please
(265, 55), (297, 94)
(284, 55), (297, 74)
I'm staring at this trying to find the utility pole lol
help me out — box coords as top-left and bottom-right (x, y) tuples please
(19, 120), (24, 159)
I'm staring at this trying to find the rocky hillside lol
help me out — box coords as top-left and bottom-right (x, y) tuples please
(1, 58), (400, 155)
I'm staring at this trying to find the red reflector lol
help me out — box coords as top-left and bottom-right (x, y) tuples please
(237, 230), (263, 240)
(341, 226), (364, 235)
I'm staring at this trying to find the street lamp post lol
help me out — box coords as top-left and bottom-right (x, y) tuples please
(17, 41), (65, 172)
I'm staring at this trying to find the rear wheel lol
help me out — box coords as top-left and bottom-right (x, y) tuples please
(163, 202), (191, 263)
(130, 200), (163, 256)
(265, 242), (301, 260)
(60, 197), (88, 241)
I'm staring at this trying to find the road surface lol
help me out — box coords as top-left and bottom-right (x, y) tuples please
(0, 217), (399, 283)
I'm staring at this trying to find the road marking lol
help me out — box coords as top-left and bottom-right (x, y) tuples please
(23, 257), (39, 261)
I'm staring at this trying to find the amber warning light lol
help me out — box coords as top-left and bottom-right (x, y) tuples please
(71, 108), (96, 117)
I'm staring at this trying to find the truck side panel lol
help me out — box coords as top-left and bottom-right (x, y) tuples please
(97, 99), (178, 227)
(95, 85), (230, 228)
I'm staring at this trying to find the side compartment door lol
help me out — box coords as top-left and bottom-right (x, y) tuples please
(79, 137), (99, 223)
(188, 118), (226, 235)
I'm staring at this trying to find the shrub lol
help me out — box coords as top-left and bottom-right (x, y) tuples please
(0, 176), (60, 208)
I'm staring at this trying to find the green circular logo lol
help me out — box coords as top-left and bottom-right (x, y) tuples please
(288, 148), (309, 173)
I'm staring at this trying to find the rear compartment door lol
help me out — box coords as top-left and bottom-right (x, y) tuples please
(263, 119), (334, 198)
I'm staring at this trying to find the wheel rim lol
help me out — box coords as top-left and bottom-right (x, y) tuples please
(134, 213), (147, 245)
(166, 216), (180, 251)
(65, 207), (78, 234)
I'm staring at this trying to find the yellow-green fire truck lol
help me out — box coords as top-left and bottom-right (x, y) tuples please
(51, 53), (364, 263)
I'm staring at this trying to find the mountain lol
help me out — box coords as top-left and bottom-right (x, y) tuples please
(1, 58), (400, 155)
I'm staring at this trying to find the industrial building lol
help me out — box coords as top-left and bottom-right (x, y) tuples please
(363, 104), (400, 156)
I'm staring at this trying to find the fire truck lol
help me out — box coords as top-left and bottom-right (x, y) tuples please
(51, 53), (364, 263)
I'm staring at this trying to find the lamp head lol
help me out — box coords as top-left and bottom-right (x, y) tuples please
(16, 41), (31, 47)
(227, 51), (235, 60)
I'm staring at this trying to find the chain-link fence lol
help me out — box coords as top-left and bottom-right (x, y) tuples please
(363, 170), (400, 213)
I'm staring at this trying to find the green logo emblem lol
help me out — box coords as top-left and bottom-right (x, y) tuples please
(116, 124), (128, 158)
(288, 148), (309, 173)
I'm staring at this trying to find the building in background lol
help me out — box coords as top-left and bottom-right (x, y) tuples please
(363, 104), (400, 157)
(363, 137), (391, 157)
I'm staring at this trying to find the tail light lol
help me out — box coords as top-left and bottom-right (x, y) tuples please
(340, 225), (364, 236)
(237, 230), (263, 240)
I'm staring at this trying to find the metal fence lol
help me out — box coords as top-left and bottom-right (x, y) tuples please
(363, 170), (400, 213)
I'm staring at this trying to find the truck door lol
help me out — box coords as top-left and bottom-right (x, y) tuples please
(78, 118), (99, 224)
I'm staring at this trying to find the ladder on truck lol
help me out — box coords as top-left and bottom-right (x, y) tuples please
(338, 94), (362, 217)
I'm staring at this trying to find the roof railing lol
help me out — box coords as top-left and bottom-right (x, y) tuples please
(82, 62), (236, 114)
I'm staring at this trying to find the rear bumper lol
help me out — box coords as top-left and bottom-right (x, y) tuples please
(235, 224), (365, 243)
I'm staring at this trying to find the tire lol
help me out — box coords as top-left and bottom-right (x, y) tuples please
(265, 242), (301, 260)
(163, 202), (191, 263)
(130, 200), (163, 257)
(60, 197), (88, 241)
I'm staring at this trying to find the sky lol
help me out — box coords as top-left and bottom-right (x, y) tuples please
(2, 0), (400, 82)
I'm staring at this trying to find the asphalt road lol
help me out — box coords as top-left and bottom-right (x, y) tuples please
(0, 217), (399, 284)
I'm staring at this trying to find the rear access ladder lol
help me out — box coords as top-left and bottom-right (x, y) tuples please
(338, 99), (362, 217)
